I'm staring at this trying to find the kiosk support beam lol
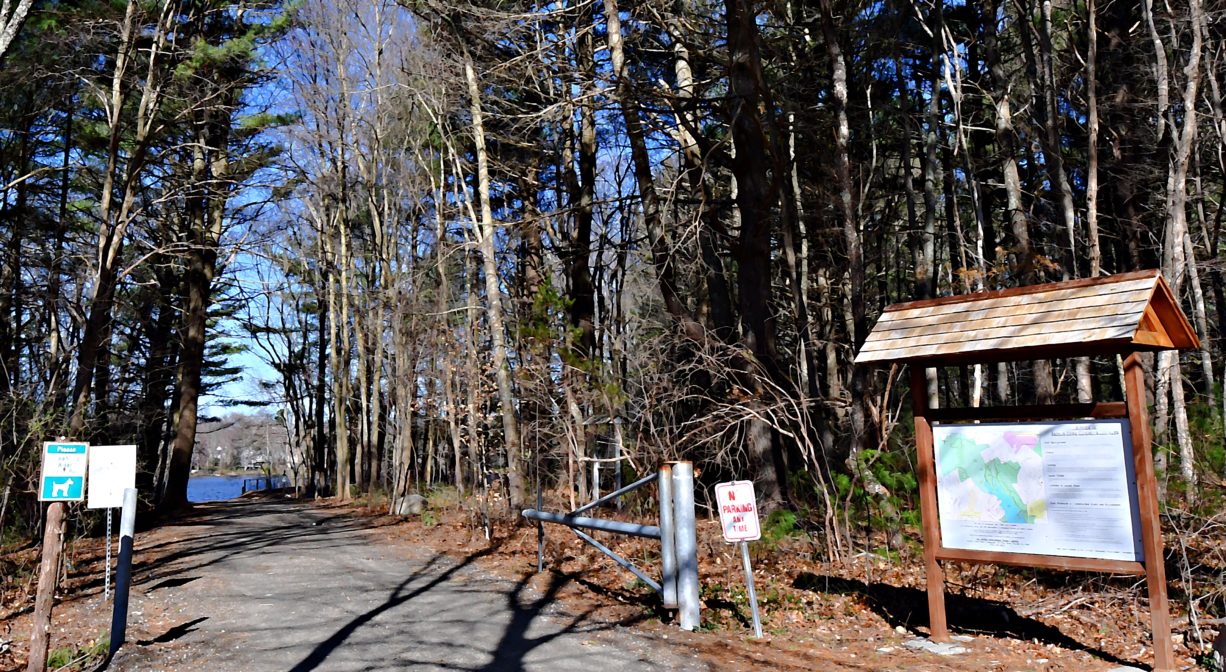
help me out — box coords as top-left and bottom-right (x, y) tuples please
(1124, 353), (1174, 671)
(909, 365), (948, 641)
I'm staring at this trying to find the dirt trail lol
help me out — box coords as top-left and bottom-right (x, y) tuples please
(107, 499), (707, 671)
(5, 496), (1162, 671)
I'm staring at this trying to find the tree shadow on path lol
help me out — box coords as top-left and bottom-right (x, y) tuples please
(287, 545), (654, 672)
(473, 570), (652, 672)
(794, 572), (1145, 669)
(287, 547), (495, 672)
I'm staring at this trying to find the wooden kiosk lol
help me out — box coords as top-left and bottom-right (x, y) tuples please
(855, 270), (1199, 671)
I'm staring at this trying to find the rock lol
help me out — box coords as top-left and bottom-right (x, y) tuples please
(1106, 667), (1145, 672)
(1213, 629), (1226, 672)
(903, 638), (968, 656)
(393, 494), (427, 516)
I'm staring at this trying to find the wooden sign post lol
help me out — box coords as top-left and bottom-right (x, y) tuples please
(29, 441), (88, 672)
(856, 271), (1198, 672)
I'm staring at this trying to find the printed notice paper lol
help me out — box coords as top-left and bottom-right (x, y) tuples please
(932, 420), (1143, 562)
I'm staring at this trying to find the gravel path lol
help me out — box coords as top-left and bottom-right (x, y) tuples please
(109, 499), (708, 671)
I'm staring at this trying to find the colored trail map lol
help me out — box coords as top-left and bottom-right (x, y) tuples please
(936, 431), (1046, 525)
(931, 421), (1143, 562)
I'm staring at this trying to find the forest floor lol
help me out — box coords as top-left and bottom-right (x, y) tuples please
(0, 490), (1214, 671)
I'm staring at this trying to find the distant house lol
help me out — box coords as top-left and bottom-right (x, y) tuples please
(243, 457), (269, 471)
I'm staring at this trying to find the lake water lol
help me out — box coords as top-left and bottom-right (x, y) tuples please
(187, 475), (246, 502)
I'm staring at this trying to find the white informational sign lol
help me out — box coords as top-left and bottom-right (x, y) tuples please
(88, 444), (137, 509)
(933, 420), (1143, 562)
(715, 480), (761, 542)
(39, 442), (89, 502)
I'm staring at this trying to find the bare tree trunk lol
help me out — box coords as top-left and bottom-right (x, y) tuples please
(1184, 230), (1216, 400)
(601, 0), (705, 342)
(354, 306), (371, 490)
(1074, 0), (1103, 403)
(162, 116), (229, 509)
(918, 0), (940, 304)
(820, 0), (892, 523)
(1152, 0), (1204, 499)
(723, 0), (789, 507)
(326, 220), (352, 501)
(985, 0), (1052, 403)
(313, 249), (329, 496)
(1032, 0), (1089, 399)
(67, 0), (170, 436)
(1086, 0), (1102, 279)
(462, 48), (524, 508)
(920, 0), (942, 407)
(0, 0), (34, 63)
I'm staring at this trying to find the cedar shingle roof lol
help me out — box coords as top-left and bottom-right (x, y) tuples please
(854, 270), (1199, 365)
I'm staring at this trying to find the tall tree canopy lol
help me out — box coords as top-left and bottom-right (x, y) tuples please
(1, 0), (1223, 561)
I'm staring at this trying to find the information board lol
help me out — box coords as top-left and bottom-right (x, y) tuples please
(39, 442), (89, 502)
(933, 420), (1143, 562)
(87, 444), (136, 509)
(715, 480), (761, 542)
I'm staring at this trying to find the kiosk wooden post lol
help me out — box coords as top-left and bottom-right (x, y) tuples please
(1124, 353), (1173, 670)
(909, 365), (947, 641)
(855, 271), (1197, 671)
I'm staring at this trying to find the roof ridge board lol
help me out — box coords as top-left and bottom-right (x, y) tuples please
(854, 328), (1141, 363)
(857, 321), (1139, 354)
(873, 298), (1149, 333)
(876, 282), (1155, 323)
(879, 269), (1160, 314)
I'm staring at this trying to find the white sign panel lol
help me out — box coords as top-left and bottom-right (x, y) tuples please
(933, 420), (1143, 562)
(715, 480), (761, 542)
(39, 442), (89, 502)
(88, 444), (137, 509)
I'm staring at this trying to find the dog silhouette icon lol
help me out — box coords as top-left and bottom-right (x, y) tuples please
(51, 479), (72, 498)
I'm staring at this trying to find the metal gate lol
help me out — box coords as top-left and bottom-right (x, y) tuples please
(522, 461), (701, 630)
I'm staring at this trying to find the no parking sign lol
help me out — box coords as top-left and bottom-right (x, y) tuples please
(715, 480), (761, 542)
(714, 479), (763, 637)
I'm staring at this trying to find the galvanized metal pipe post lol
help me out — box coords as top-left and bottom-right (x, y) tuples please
(109, 488), (137, 656)
(672, 461), (700, 630)
(740, 541), (763, 638)
(658, 464), (678, 609)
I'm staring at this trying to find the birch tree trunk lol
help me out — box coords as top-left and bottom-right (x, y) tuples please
(985, 0), (1053, 403)
(0, 0), (33, 64)
(1152, 0), (1204, 499)
(1086, 0), (1102, 279)
(462, 48), (524, 509)
(819, 0), (894, 520)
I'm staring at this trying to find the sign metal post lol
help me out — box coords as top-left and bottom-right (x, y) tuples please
(104, 508), (112, 601)
(739, 541), (762, 638)
(715, 480), (763, 638)
(109, 488), (138, 657)
(87, 445), (135, 606)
